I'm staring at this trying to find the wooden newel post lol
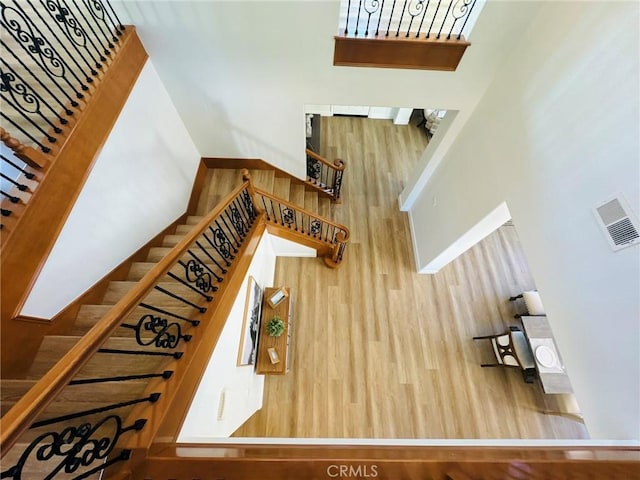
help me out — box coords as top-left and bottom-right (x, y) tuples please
(324, 230), (347, 269)
(242, 169), (262, 214)
(0, 127), (49, 170)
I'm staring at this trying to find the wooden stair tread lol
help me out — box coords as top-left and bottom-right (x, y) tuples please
(72, 304), (201, 336)
(27, 336), (179, 379)
(272, 177), (291, 200)
(248, 169), (275, 192)
(1, 379), (148, 404)
(102, 280), (210, 305)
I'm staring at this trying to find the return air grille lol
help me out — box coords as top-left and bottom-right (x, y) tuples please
(594, 194), (640, 251)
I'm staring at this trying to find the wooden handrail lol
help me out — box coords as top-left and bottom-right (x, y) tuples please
(254, 186), (350, 244)
(305, 148), (345, 172)
(0, 181), (251, 455)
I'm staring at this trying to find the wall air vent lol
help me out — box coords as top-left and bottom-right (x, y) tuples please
(593, 194), (640, 251)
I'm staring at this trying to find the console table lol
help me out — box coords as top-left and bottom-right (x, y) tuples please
(255, 287), (292, 375)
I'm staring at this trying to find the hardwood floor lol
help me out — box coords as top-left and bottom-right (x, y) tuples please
(232, 116), (588, 439)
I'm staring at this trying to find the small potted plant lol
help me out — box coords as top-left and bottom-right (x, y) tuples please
(266, 315), (285, 337)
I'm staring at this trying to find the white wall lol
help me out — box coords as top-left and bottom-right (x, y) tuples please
(21, 60), (200, 318)
(115, 0), (541, 178)
(178, 232), (276, 441)
(179, 232), (312, 441)
(406, 2), (640, 440)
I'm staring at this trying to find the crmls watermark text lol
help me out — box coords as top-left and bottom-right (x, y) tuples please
(327, 464), (379, 478)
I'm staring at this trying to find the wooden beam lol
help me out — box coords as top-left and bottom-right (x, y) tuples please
(333, 34), (470, 71)
(0, 28), (148, 377)
(135, 444), (640, 480)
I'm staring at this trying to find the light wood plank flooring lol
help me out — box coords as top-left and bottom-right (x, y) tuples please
(232, 116), (588, 439)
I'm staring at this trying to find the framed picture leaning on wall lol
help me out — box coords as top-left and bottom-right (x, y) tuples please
(237, 276), (263, 366)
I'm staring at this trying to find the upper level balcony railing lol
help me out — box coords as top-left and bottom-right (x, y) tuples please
(334, 0), (483, 70)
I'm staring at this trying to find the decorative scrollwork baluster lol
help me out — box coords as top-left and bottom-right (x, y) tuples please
(183, 258), (215, 292)
(0, 65), (64, 137)
(42, 0), (105, 68)
(210, 224), (237, 258)
(121, 314), (191, 349)
(281, 207), (295, 229)
(307, 156), (322, 182)
(0, 415), (144, 480)
(450, 0), (476, 39)
(228, 204), (247, 237)
(241, 188), (256, 221)
(0, 1), (87, 97)
(309, 219), (322, 237)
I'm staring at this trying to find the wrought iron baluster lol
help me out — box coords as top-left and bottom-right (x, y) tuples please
(0, 112), (51, 152)
(260, 195), (270, 221)
(1, 39), (78, 111)
(375, 0), (385, 35)
(180, 255), (221, 288)
(0, 416), (143, 480)
(1, 189), (20, 203)
(74, 0), (113, 53)
(416, 0), (431, 37)
(453, 0), (476, 39)
(166, 270), (213, 301)
(226, 202), (248, 238)
(122, 314), (191, 349)
(426, 0), (442, 37)
(201, 232), (230, 267)
(1, 62), (68, 131)
(362, 0), (380, 36)
(269, 198), (278, 224)
(0, 1), (87, 97)
(281, 206), (296, 230)
(232, 197), (251, 226)
(25, 0), (94, 82)
(186, 250), (223, 284)
(355, 0), (364, 36)
(219, 213), (242, 247)
(30, 394), (160, 429)
(210, 222), (237, 257)
(0, 95), (57, 142)
(334, 169), (344, 200)
(437, 0), (454, 38)
(98, 347), (183, 359)
(139, 302), (201, 325)
(395, 0), (408, 36)
(3, 154), (36, 180)
(240, 188), (256, 221)
(103, 0), (125, 32)
(404, 0), (427, 37)
(69, 371), (174, 385)
(40, 0), (104, 69)
(0, 172), (29, 192)
(194, 240), (226, 277)
(82, 0), (119, 46)
(386, 0), (397, 36)
(309, 218), (322, 238)
(153, 284), (206, 312)
(345, 0), (351, 34)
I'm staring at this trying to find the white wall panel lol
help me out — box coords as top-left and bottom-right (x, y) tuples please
(21, 61), (200, 318)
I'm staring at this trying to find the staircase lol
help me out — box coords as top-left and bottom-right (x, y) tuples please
(0, 163), (347, 479)
(196, 166), (336, 220)
(0, 212), (214, 479)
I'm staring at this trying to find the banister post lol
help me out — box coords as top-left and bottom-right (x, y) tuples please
(0, 127), (50, 170)
(324, 230), (347, 268)
(332, 158), (345, 203)
(242, 169), (263, 214)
